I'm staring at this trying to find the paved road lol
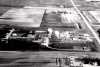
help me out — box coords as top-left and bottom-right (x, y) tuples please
(70, 0), (100, 51)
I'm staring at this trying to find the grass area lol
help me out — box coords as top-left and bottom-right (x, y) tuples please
(0, 0), (73, 8)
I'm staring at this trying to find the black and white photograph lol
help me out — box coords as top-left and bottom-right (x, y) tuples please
(0, 0), (100, 67)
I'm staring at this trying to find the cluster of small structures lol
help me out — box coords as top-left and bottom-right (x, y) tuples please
(0, 7), (97, 51)
(0, 26), (95, 51)
(55, 55), (100, 67)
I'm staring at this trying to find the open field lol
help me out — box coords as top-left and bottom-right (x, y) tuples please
(0, 51), (98, 67)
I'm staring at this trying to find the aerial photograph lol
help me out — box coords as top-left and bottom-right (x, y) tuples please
(0, 0), (100, 67)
